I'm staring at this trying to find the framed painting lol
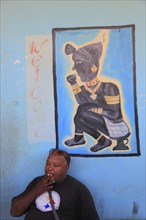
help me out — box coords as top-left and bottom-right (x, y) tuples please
(52, 24), (140, 157)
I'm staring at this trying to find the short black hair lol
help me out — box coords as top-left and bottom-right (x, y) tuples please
(49, 148), (70, 165)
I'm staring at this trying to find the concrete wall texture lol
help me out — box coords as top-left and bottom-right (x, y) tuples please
(1, 1), (146, 219)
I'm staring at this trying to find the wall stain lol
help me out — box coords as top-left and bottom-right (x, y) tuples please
(132, 201), (139, 215)
(13, 101), (19, 105)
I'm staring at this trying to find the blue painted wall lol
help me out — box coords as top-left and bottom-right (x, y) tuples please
(1, 1), (145, 219)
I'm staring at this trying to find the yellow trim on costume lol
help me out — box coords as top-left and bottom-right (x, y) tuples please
(72, 84), (81, 94)
(86, 77), (99, 86)
(96, 134), (102, 141)
(73, 88), (82, 94)
(97, 108), (103, 114)
(91, 65), (97, 73)
(72, 84), (80, 90)
(75, 133), (84, 136)
(84, 81), (102, 95)
(104, 95), (120, 104)
(90, 107), (103, 114)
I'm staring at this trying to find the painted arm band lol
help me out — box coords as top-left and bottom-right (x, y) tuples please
(104, 95), (120, 105)
(72, 84), (82, 94)
(89, 107), (103, 114)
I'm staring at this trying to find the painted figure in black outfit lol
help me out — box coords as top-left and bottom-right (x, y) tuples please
(64, 39), (131, 152)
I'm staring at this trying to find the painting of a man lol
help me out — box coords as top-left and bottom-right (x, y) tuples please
(64, 31), (131, 152)
(53, 25), (140, 156)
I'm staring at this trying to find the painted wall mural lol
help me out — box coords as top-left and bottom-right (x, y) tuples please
(53, 25), (140, 157)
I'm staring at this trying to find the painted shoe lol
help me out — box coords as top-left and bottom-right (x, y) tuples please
(64, 137), (86, 147)
(90, 138), (112, 152)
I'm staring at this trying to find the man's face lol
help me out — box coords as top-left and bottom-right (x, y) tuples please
(72, 56), (97, 82)
(45, 152), (69, 182)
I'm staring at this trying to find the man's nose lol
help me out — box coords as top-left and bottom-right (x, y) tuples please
(47, 164), (53, 171)
(49, 165), (54, 170)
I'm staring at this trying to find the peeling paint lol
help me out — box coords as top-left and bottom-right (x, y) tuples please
(13, 59), (20, 65)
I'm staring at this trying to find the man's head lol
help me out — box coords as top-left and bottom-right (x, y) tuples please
(45, 149), (70, 182)
(65, 42), (102, 82)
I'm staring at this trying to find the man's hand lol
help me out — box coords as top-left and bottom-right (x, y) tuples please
(34, 174), (55, 197)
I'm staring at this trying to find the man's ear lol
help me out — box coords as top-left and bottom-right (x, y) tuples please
(66, 164), (70, 171)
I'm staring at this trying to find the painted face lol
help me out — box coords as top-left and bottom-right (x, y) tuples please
(72, 56), (97, 82)
(45, 152), (69, 182)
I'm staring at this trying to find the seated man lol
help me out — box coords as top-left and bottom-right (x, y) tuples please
(10, 149), (100, 220)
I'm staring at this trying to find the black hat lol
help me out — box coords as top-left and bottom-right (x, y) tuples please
(65, 42), (102, 67)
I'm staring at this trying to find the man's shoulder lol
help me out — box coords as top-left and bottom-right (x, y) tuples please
(33, 175), (44, 181)
(67, 175), (88, 190)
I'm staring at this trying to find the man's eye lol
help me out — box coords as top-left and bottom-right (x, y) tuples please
(75, 60), (82, 64)
(54, 164), (60, 167)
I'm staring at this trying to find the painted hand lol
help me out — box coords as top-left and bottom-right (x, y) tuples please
(66, 74), (77, 85)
